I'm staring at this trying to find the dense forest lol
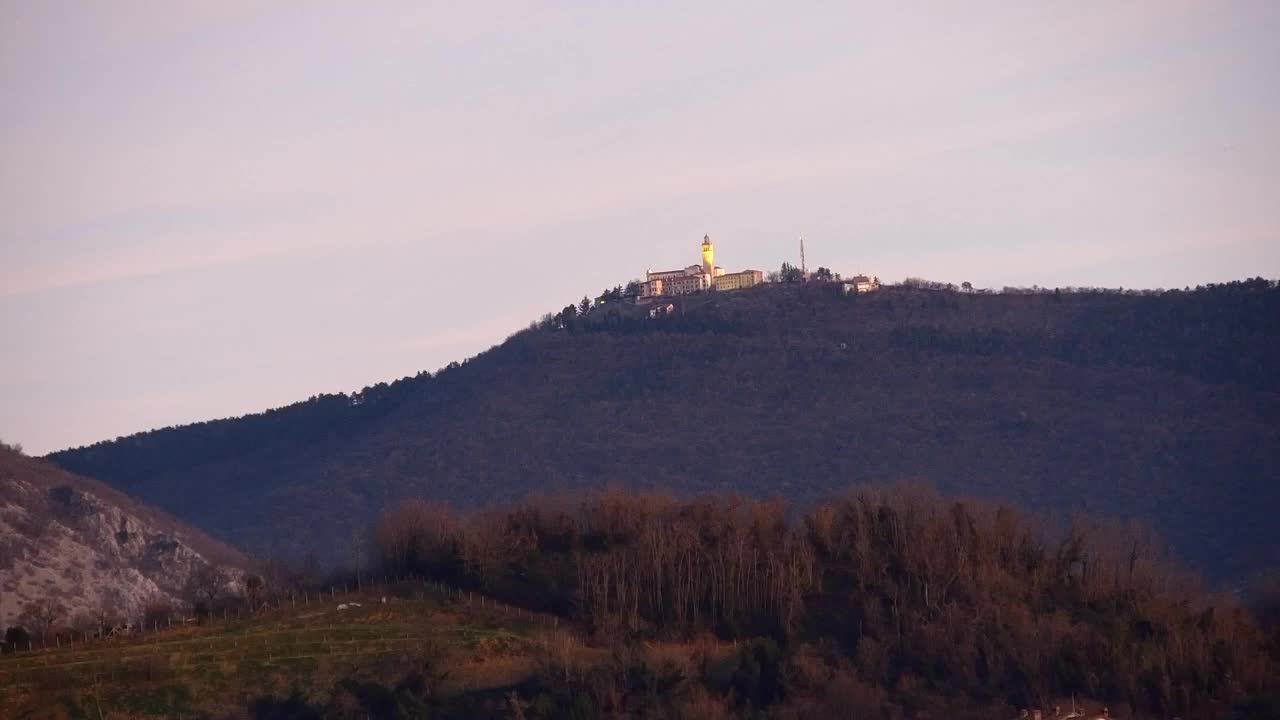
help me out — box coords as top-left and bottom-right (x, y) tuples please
(347, 486), (1279, 718)
(48, 279), (1280, 583)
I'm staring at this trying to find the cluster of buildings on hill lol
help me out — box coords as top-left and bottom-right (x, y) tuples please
(638, 234), (878, 300)
(641, 235), (764, 297)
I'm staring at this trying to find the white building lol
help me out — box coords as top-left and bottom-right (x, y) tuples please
(841, 275), (880, 294)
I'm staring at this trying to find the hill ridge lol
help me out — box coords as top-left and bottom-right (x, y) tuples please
(47, 279), (1280, 583)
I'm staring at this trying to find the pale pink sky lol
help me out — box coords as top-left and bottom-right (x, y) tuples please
(2, 1), (1278, 453)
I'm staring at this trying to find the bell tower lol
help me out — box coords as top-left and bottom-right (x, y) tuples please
(701, 234), (715, 275)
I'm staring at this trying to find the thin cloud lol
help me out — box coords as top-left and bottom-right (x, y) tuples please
(0, 1), (1276, 452)
(1, 236), (327, 298)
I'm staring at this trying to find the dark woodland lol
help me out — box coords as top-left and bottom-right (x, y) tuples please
(48, 279), (1280, 585)
(291, 485), (1280, 719)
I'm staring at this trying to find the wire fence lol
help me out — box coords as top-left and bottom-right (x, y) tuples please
(0, 575), (568, 689)
(0, 626), (526, 689)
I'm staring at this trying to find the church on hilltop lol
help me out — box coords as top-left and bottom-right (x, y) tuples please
(642, 235), (764, 297)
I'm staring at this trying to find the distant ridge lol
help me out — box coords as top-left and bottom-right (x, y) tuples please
(48, 278), (1280, 582)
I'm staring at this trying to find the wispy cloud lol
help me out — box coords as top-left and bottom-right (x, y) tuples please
(1, 237), (318, 298)
(1, 0), (1276, 452)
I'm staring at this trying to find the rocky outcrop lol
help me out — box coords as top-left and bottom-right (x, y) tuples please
(0, 448), (244, 629)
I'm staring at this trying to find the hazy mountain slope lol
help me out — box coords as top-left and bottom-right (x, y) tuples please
(0, 447), (244, 628)
(48, 280), (1280, 582)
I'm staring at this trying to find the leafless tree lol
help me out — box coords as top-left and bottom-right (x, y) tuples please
(350, 526), (369, 589)
(244, 575), (264, 612)
(19, 597), (66, 640)
(185, 564), (230, 612)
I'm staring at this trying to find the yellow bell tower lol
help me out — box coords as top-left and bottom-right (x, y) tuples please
(701, 234), (715, 275)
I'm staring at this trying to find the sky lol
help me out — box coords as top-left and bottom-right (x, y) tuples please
(2, 1), (1278, 454)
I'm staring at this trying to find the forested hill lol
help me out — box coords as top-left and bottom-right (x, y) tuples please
(48, 278), (1280, 582)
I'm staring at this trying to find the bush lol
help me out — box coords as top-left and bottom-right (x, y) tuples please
(2, 625), (31, 653)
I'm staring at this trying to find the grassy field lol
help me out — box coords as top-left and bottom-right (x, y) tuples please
(0, 581), (575, 719)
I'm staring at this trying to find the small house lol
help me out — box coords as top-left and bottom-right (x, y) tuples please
(648, 303), (676, 319)
(841, 275), (880, 294)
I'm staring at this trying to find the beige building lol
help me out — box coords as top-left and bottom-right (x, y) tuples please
(713, 270), (764, 291)
(643, 235), (762, 297)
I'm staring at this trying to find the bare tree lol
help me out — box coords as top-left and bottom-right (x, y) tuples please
(374, 499), (455, 576)
(244, 575), (264, 612)
(142, 596), (173, 628)
(19, 597), (66, 640)
(185, 564), (230, 616)
(350, 526), (369, 590)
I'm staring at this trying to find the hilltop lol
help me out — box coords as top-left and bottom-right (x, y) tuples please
(47, 278), (1280, 582)
(0, 446), (245, 628)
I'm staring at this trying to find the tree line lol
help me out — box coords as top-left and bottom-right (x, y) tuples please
(367, 485), (1278, 718)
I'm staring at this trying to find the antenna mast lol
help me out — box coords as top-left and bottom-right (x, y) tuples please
(799, 234), (807, 276)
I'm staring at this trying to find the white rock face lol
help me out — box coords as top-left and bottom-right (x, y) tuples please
(0, 449), (244, 629)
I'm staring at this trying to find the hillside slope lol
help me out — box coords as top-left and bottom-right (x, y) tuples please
(48, 279), (1280, 582)
(0, 447), (245, 628)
